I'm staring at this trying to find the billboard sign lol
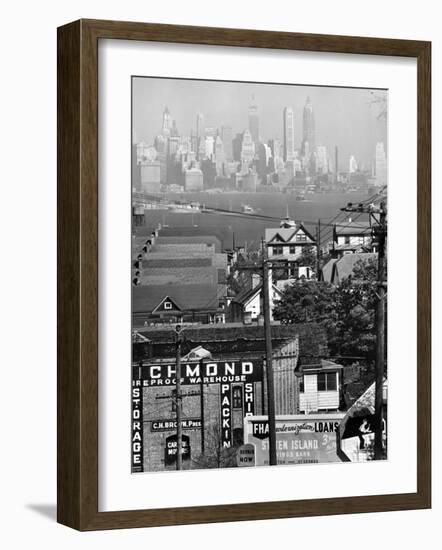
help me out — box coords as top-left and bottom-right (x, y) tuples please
(236, 444), (256, 467)
(151, 418), (201, 432)
(164, 434), (191, 465)
(244, 414), (345, 466)
(133, 359), (262, 387)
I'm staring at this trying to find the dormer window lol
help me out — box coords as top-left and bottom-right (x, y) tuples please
(164, 301), (173, 310)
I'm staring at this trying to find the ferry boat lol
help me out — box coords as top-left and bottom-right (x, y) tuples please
(241, 204), (259, 214)
(169, 202), (201, 213)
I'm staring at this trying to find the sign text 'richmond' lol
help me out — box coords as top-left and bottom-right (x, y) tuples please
(133, 360), (262, 386)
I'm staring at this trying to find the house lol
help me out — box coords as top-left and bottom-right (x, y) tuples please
(229, 277), (284, 323)
(265, 215), (316, 279)
(296, 359), (344, 414)
(332, 218), (374, 257)
(132, 283), (227, 326)
(320, 253), (377, 284)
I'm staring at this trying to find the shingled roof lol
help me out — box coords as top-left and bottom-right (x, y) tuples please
(321, 253), (377, 284)
(132, 284), (222, 313)
(133, 322), (329, 364)
(265, 223), (316, 244)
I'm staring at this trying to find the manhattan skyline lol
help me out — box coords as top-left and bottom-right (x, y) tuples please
(133, 77), (387, 171)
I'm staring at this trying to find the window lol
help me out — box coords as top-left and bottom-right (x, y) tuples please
(289, 245), (297, 254)
(296, 234), (307, 241)
(232, 386), (243, 409)
(317, 372), (337, 391)
(272, 245), (283, 255)
(344, 235), (351, 244)
(299, 376), (305, 393)
(164, 301), (172, 310)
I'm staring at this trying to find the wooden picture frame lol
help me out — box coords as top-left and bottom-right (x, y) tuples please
(57, 18), (431, 531)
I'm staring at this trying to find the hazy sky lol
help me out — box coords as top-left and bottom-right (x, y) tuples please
(133, 77), (387, 170)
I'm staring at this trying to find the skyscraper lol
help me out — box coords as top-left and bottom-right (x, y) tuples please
(214, 135), (225, 175)
(195, 112), (204, 159)
(349, 155), (358, 173)
(162, 105), (172, 135)
(221, 126), (233, 161)
(283, 107), (295, 161)
(248, 94), (260, 146)
(316, 145), (329, 174)
(302, 96), (315, 154)
(241, 129), (255, 166)
(375, 142), (388, 186)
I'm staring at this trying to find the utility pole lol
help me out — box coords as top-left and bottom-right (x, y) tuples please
(233, 242), (279, 466)
(261, 238), (277, 466)
(373, 201), (387, 459)
(175, 325), (183, 471)
(316, 219), (321, 277)
(340, 200), (387, 460)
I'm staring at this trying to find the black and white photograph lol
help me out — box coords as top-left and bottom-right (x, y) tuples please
(131, 76), (388, 473)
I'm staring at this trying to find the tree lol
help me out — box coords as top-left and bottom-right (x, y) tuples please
(332, 257), (378, 360)
(191, 424), (238, 469)
(273, 257), (379, 361)
(298, 245), (317, 270)
(273, 279), (337, 325)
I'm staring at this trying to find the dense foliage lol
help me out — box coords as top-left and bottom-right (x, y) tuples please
(273, 258), (379, 361)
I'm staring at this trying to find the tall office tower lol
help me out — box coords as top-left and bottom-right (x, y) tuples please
(241, 129), (255, 165)
(221, 126), (233, 161)
(257, 143), (272, 183)
(168, 136), (180, 158)
(283, 107), (295, 161)
(268, 138), (282, 161)
(162, 105), (172, 135)
(316, 145), (329, 174)
(205, 135), (215, 159)
(195, 112), (204, 158)
(375, 142), (388, 186)
(232, 133), (243, 162)
(248, 94), (260, 146)
(214, 135), (225, 175)
(170, 120), (179, 138)
(302, 96), (315, 154)
(349, 155), (358, 173)
(154, 134), (168, 183)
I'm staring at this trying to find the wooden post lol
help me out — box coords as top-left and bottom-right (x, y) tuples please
(374, 202), (387, 460)
(175, 328), (182, 470)
(261, 239), (277, 466)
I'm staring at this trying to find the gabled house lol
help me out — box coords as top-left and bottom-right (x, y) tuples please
(229, 278), (284, 323)
(132, 283), (227, 326)
(264, 215), (317, 279)
(332, 218), (375, 257)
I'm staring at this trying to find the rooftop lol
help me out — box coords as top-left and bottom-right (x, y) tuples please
(132, 283), (224, 313)
(133, 322), (329, 364)
(321, 253), (377, 284)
